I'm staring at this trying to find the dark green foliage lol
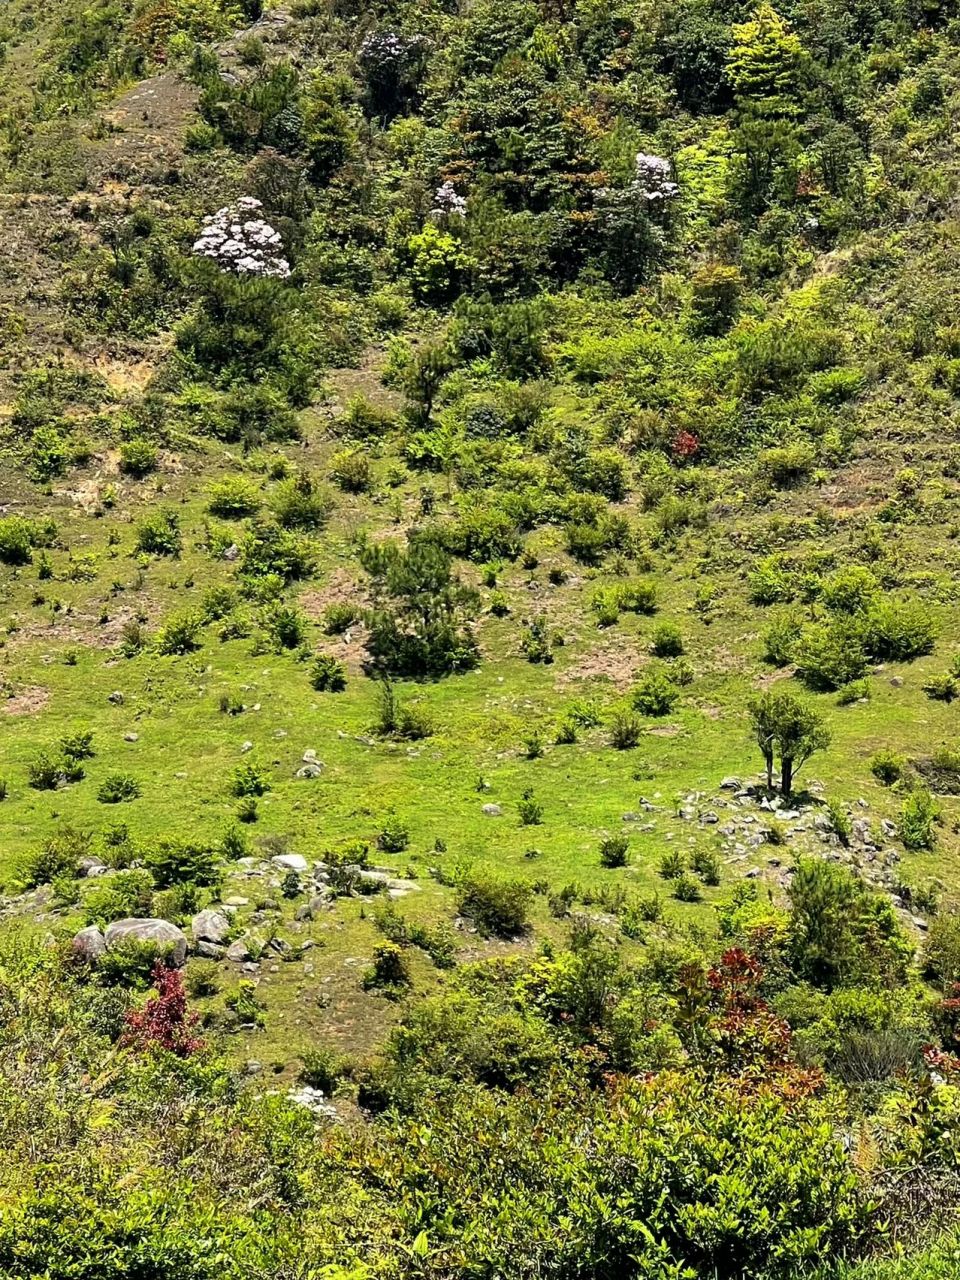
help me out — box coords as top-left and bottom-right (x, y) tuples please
(749, 689), (830, 795)
(144, 839), (222, 889)
(360, 539), (479, 679)
(135, 508), (181, 557)
(97, 773), (141, 804)
(457, 871), (532, 937)
(309, 652), (347, 691)
(599, 834), (629, 868)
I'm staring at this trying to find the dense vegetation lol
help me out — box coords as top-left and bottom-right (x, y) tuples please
(1, 0), (960, 1273)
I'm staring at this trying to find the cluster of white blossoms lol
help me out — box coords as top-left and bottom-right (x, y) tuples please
(431, 181), (467, 219)
(192, 197), (291, 279)
(633, 153), (681, 206)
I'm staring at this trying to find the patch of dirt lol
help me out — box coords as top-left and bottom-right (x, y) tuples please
(300, 571), (370, 670)
(754, 665), (797, 690)
(85, 74), (200, 188)
(3, 686), (50, 715)
(645, 723), (684, 737)
(556, 642), (639, 690)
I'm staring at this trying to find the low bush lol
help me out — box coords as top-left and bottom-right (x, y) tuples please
(457, 871), (532, 936)
(119, 439), (158, 478)
(310, 652), (347, 691)
(135, 508), (181, 556)
(599, 834), (629, 868)
(97, 773), (142, 804)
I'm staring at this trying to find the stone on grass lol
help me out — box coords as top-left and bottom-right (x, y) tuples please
(191, 909), (230, 945)
(104, 918), (188, 967)
(272, 853), (308, 873)
(72, 926), (106, 963)
(481, 803), (502, 817)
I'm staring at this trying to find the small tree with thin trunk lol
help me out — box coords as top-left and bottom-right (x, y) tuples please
(748, 689), (830, 795)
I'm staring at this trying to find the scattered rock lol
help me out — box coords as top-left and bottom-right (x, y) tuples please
(71, 926), (106, 963)
(272, 853), (308, 873)
(191, 908), (230, 945)
(123, 732), (138, 743)
(720, 777), (741, 791)
(78, 856), (108, 877)
(104, 918), (188, 967)
(227, 939), (252, 962)
(197, 940), (226, 959)
(481, 803), (502, 817)
(108, 691), (124, 705)
(295, 762), (324, 779)
(240, 740), (254, 753)
(222, 544), (240, 562)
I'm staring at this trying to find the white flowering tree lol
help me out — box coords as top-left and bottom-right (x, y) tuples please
(192, 197), (291, 279)
(431, 181), (467, 220)
(596, 152), (680, 292)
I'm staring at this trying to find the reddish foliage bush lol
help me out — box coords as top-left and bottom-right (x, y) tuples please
(671, 430), (699, 462)
(122, 962), (204, 1058)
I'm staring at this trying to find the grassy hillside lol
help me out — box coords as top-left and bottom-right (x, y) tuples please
(1, 0), (960, 1275)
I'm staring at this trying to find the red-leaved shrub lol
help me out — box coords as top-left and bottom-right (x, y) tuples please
(122, 962), (204, 1058)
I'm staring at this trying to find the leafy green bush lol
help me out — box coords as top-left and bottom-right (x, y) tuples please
(631, 665), (681, 716)
(330, 450), (372, 493)
(900, 786), (940, 851)
(322, 602), (360, 634)
(870, 749), (905, 786)
(599, 834), (629, 868)
(608, 710), (643, 749)
(97, 773), (142, 804)
(207, 475), (261, 518)
(119, 439), (158, 478)
(865, 598), (938, 661)
(155, 609), (204, 656)
(231, 761), (271, 798)
(0, 517), (36, 566)
(457, 871), (532, 937)
(135, 507), (181, 556)
(144, 839), (222, 889)
(650, 622), (684, 658)
(310, 652), (347, 691)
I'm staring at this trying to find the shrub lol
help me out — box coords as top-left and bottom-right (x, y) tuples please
(631, 666), (680, 716)
(900, 786), (940, 851)
(659, 849), (686, 879)
(155, 610), (204, 656)
(27, 750), (72, 791)
(794, 617), (869, 690)
(457, 871), (532, 936)
(691, 848), (721, 885)
(599, 834), (629, 868)
(135, 508), (181, 556)
(671, 872), (702, 902)
(323, 602), (360, 634)
(261, 601), (308, 650)
(754, 442), (816, 489)
(60, 727), (94, 760)
(363, 942), (412, 993)
(207, 476), (261, 518)
(271, 471), (334, 530)
(821, 566), (878, 614)
(0, 517), (35, 565)
(231, 761), (271, 798)
(310, 652), (347, 691)
(20, 826), (90, 888)
(618, 580), (658, 614)
(374, 681), (432, 739)
(865, 598), (937, 661)
(650, 622), (684, 658)
(609, 710), (643, 749)
(762, 609), (804, 666)
(330, 450), (372, 493)
(923, 673), (959, 702)
(97, 773), (142, 804)
(870, 749), (905, 785)
(518, 789), (543, 826)
(186, 960), (221, 999)
(118, 439), (158, 478)
(144, 839), (221, 889)
(300, 1046), (349, 1094)
(749, 555), (795, 605)
(377, 817), (410, 853)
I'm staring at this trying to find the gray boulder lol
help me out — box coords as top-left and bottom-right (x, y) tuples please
(272, 853), (308, 872)
(481, 803), (502, 817)
(72, 926), (106, 964)
(191, 909), (230, 945)
(104, 918), (188, 967)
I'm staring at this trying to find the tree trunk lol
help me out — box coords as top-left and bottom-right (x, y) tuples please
(781, 755), (794, 796)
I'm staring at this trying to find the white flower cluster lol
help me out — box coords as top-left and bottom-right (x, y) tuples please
(633, 153), (680, 205)
(359, 31), (410, 68)
(431, 181), (467, 219)
(192, 197), (291, 279)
